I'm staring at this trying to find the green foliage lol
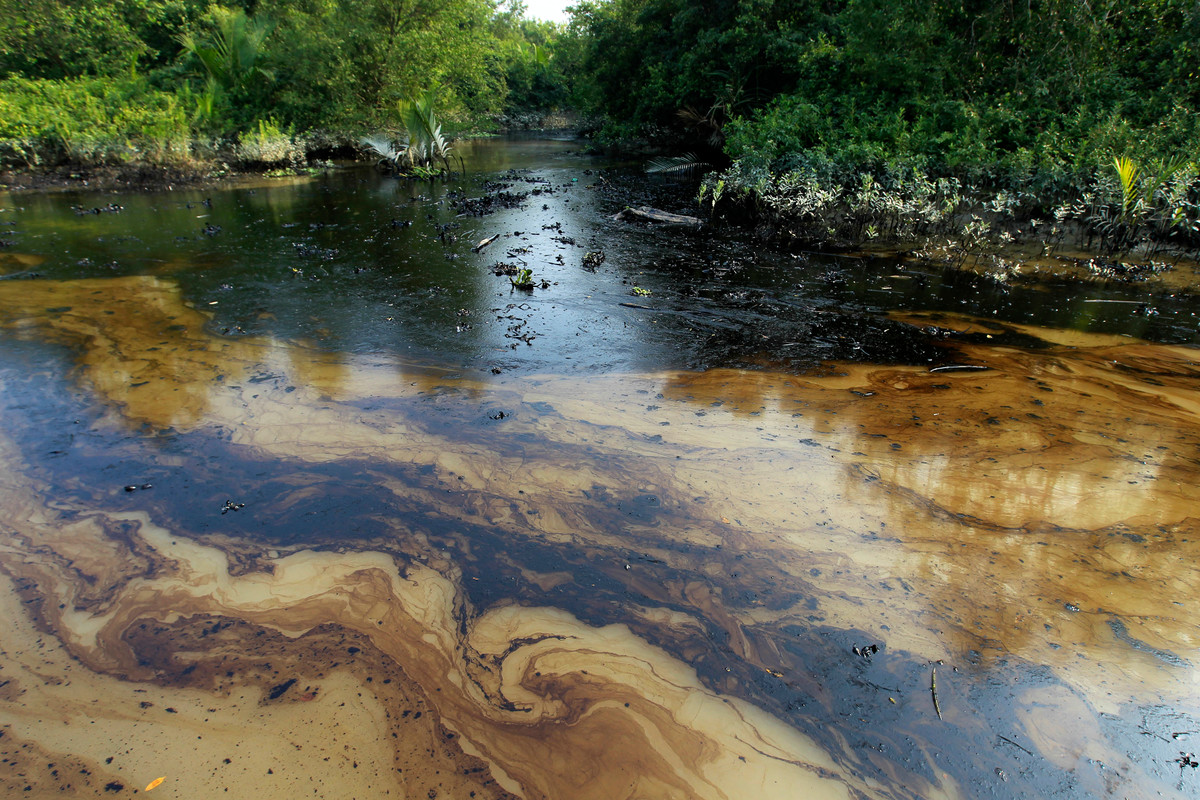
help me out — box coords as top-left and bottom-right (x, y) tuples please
(490, 9), (573, 117)
(362, 89), (457, 178)
(178, 7), (275, 93)
(232, 117), (304, 167)
(177, 6), (276, 132)
(645, 153), (709, 176)
(569, 0), (842, 143)
(574, 0), (1200, 185)
(396, 89), (454, 171)
(1114, 156), (1143, 219)
(0, 75), (191, 166)
(1, 0), (148, 78)
(709, 159), (970, 249)
(0, 0), (548, 166)
(510, 267), (534, 289)
(1056, 155), (1200, 257)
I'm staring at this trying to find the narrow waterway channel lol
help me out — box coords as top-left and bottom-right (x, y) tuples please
(1, 137), (1198, 799)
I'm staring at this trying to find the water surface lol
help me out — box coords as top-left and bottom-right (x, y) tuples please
(1, 138), (1199, 799)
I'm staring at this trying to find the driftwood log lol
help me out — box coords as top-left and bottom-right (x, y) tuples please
(613, 206), (704, 227)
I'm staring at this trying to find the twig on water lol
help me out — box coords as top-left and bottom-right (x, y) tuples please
(472, 233), (500, 253)
(931, 667), (943, 720)
(997, 735), (1033, 756)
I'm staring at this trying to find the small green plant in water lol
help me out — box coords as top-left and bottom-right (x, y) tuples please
(510, 268), (534, 290)
(631, 286), (652, 296)
(698, 177), (726, 220)
(1078, 154), (1200, 257)
(397, 88), (454, 174)
(1113, 155), (1142, 220)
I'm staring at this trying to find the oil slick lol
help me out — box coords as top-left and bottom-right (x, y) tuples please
(0, 444), (874, 800)
(1, 275), (1199, 799)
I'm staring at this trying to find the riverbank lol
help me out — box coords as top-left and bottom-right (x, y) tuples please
(6, 131), (1198, 302)
(698, 155), (1200, 292)
(0, 118), (589, 194)
(0, 162), (223, 193)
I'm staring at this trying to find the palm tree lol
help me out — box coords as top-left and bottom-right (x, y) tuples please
(395, 89), (453, 171)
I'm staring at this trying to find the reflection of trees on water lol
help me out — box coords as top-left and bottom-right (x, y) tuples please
(660, 333), (1200, 708)
(0, 276), (244, 430)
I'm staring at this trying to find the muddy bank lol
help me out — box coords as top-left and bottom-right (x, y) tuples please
(0, 163), (223, 194)
(693, 163), (1200, 293)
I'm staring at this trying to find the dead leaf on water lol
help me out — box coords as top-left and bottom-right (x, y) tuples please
(145, 777), (166, 791)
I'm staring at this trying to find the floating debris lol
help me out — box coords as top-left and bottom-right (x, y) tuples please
(931, 667), (943, 720)
(472, 233), (500, 252)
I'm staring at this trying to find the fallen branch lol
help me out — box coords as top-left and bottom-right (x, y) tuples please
(613, 206), (704, 227)
(929, 364), (989, 373)
(997, 735), (1033, 756)
(931, 667), (943, 720)
(472, 233), (500, 253)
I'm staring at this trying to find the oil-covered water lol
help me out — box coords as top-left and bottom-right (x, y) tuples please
(1, 138), (1198, 799)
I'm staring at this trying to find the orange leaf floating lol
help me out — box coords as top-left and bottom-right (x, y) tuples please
(145, 777), (166, 791)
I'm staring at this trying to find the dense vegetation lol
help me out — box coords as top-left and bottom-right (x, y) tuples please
(571, 1), (1199, 174)
(0, 0), (568, 169)
(562, 0), (1200, 258)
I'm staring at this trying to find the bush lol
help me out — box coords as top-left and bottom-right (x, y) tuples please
(231, 118), (305, 168)
(0, 76), (192, 167)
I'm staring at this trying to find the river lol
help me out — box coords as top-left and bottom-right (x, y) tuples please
(1, 136), (1198, 799)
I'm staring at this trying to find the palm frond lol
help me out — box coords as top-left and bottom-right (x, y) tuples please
(677, 105), (725, 147)
(646, 153), (711, 176)
(178, 8), (274, 91)
(361, 135), (401, 161)
(1113, 155), (1141, 217)
(395, 89), (453, 171)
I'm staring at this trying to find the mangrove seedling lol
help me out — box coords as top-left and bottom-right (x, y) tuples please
(510, 268), (535, 290)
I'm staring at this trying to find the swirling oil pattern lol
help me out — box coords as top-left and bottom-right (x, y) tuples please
(1, 272), (1198, 800)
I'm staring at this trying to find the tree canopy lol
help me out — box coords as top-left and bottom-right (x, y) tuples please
(1, 0), (1197, 180)
(565, 0), (1200, 177)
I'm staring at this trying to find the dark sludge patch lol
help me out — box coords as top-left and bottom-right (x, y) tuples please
(684, 308), (957, 372)
(451, 183), (531, 217)
(1107, 617), (1191, 668)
